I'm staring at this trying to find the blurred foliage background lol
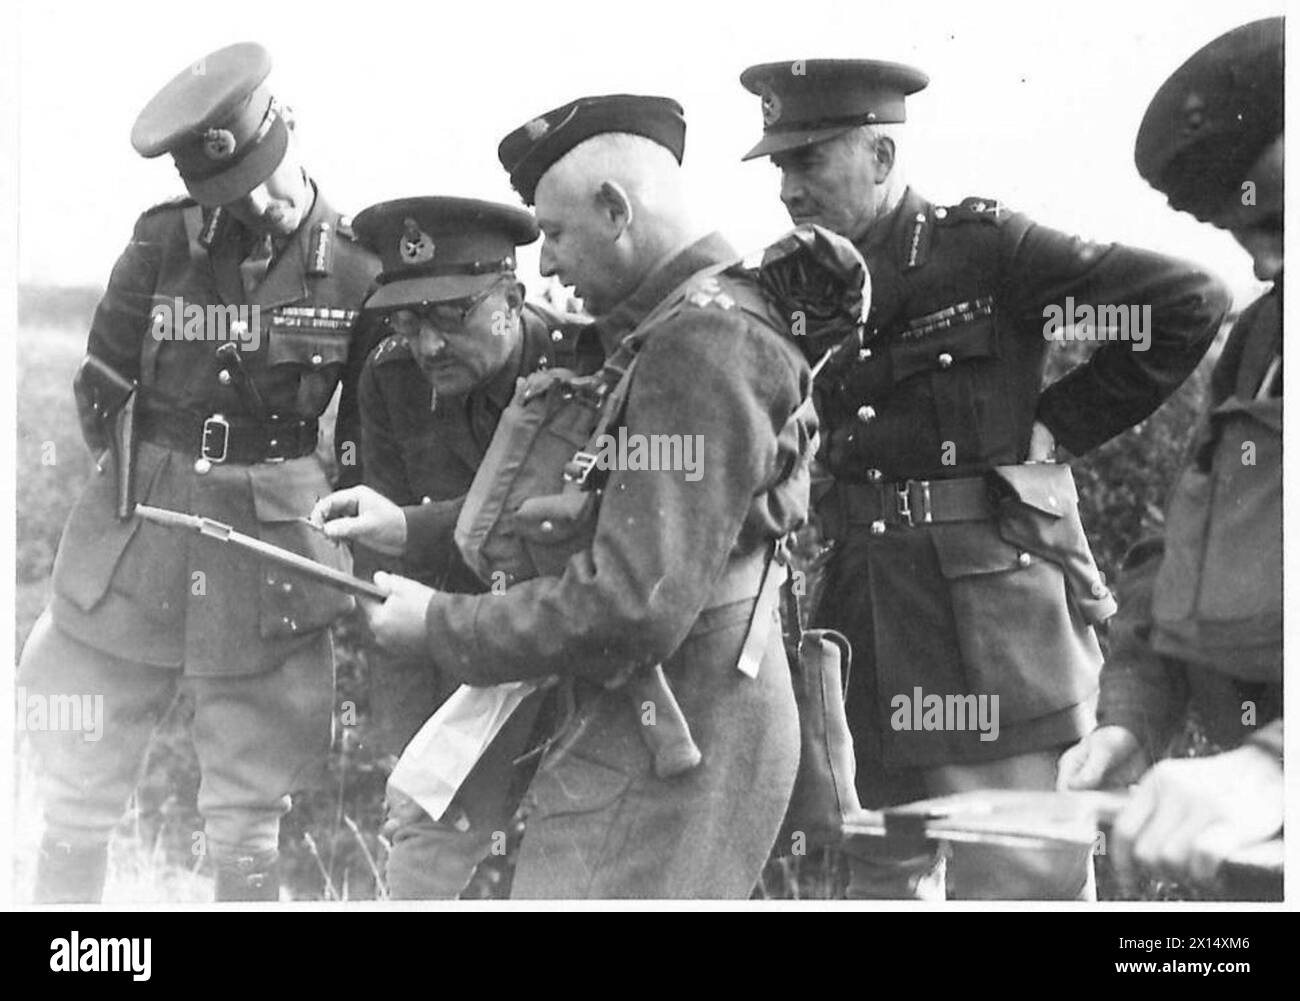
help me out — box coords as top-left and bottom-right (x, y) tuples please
(13, 285), (1227, 901)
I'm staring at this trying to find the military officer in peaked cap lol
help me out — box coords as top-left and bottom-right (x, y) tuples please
(738, 58), (1231, 898)
(19, 42), (380, 902)
(312, 196), (588, 898)
(319, 94), (815, 897)
(1060, 18), (1283, 896)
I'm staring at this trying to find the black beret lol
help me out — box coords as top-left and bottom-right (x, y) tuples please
(131, 42), (288, 207)
(498, 94), (686, 205)
(1135, 17), (1284, 219)
(353, 197), (538, 311)
(739, 59), (929, 161)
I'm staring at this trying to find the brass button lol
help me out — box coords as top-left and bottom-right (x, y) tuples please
(217, 370), (233, 386)
(870, 520), (886, 535)
(540, 520), (555, 534)
(858, 348), (873, 361)
(937, 352), (954, 368)
(1017, 552), (1032, 567)
(311, 353), (324, 366)
(934, 207), (948, 220)
(551, 329), (564, 342)
(281, 582), (293, 593)
(266, 575), (276, 586)
(421, 496), (432, 505)
(866, 468), (883, 483)
(1090, 581), (1109, 598)
(194, 458), (212, 475)
(915, 212), (926, 223)
(856, 405), (877, 424)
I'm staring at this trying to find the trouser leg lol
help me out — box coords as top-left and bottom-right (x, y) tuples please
(187, 629), (334, 901)
(384, 688), (548, 899)
(19, 611), (177, 903)
(924, 748), (1096, 900)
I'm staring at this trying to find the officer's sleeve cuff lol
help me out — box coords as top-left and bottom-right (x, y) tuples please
(401, 497), (465, 567)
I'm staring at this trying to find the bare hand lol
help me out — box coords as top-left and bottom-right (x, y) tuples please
(1057, 725), (1150, 791)
(310, 485), (407, 556)
(1027, 420), (1058, 462)
(1111, 744), (1283, 890)
(360, 571), (436, 657)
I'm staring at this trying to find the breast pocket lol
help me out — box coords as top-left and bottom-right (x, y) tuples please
(890, 313), (999, 463)
(263, 308), (357, 414)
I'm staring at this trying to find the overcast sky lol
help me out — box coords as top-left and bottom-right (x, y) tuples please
(14, 0), (1285, 308)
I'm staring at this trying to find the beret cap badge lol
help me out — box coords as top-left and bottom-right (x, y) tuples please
(399, 218), (437, 264)
(523, 117), (551, 141)
(202, 128), (237, 161)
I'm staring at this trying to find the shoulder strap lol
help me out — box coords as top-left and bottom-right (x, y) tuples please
(564, 258), (741, 487)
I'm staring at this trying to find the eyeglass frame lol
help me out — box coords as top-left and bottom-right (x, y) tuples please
(375, 275), (516, 336)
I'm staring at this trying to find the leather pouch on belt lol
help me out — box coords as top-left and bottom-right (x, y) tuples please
(988, 463), (1117, 626)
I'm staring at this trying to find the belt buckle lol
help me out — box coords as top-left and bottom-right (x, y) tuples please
(564, 450), (599, 486)
(200, 414), (231, 464)
(896, 480), (934, 527)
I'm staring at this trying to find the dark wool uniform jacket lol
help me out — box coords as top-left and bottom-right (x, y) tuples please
(1097, 284), (1282, 759)
(814, 186), (1232, 771)
(50, 187), (380, 676)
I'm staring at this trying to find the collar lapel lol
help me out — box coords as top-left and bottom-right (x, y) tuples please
(589, 232), (738, 356)
(252, 185), (332, 309)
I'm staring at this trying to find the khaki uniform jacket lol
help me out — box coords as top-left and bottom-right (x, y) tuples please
(422, 233), (813, 896)
(50, 188), (380, 676)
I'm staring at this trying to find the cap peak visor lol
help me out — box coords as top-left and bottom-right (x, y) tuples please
(742, 123), (863, 161)
(364, 272), (508, 313)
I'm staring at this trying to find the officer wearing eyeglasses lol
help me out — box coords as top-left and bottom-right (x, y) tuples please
(329, 196), (589, 897)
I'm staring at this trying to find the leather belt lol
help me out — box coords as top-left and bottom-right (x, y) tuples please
(839, 475), (994, 529)
(138, 408), (319, 465)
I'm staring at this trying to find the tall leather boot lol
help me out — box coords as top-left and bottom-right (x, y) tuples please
(34, 836), (108, 904)
(213, 851), (281, 902)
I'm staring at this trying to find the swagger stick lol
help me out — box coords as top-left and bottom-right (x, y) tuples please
(134, 503), (388, 600)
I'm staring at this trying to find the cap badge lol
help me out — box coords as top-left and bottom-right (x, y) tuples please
(202, 128), (237, 161)
(759, 85), (783, 127)
(400, 218), (436, 265)
(524, 117), (551, 141)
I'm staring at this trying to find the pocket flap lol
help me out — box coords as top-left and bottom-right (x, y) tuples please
(890, 315), (996, 383)
(513, 491), (598, 543)
(929, 521), (1023, 578)
(265, 327), (351, 368)
(990, 462), (1077, 518)
(249, 459), (332, 522)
